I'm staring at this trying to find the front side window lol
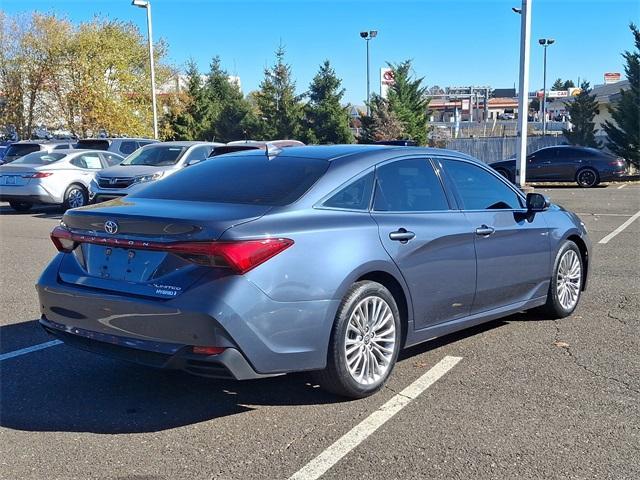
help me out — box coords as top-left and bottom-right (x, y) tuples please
(184, 145), (210, 164)
(323, 171), (374, 210)
(374, 158), (449, 212)
(119, 141), (138, 155)
(102, 153), (123, 167)
(442, 159), (523, 210)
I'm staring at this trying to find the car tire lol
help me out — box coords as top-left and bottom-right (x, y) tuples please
(62, 184), (88, 211)
(9, 201), (32, 212)
(311, 281), (401, 399)
(539, 241), (584, 319)
(576, 168), (599, 188)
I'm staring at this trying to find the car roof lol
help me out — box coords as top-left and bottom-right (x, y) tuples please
(273, 144), (476, 162)
(78, 137), (156, 141)
(11, 140), (75, 145)
(52, 149), (119, 155)
(141, 141), (223, 148)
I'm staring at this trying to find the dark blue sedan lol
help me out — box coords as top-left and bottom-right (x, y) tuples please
(38, 145), (590, 398)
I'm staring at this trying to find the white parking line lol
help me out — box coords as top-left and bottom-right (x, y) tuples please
(599, 209), (640, 244)
(0, 340), (63, 361)
(617, 184), (627, 189)
(288, 355), (462, 480)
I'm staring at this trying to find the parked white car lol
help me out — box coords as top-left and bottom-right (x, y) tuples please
(0, 149), (124, 212)
(90, 141), (223, 203)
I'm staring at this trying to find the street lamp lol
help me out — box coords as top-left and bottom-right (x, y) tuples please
(132, 0), (158, 139)
(538, 38), (555, 136)
(360, 30), (377, 116)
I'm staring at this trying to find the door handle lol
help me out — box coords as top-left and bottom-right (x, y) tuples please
(389, 228), (415, 243)
(475, 225), (495, 236)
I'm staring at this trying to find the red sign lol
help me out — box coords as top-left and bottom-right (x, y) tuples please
(604, 72), (621, 84)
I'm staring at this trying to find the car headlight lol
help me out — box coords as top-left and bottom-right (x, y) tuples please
(134, 172), (164, 184)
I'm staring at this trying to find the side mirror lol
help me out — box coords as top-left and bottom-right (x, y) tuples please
(526, 192), (550, 212)
(185, 158), (202, 167)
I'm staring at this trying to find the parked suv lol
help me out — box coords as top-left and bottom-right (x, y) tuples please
(75, 138), (158, 157)
(0, 149), (124, 211)
(1, 140), (78, 165)
(90, 141), (223, 203)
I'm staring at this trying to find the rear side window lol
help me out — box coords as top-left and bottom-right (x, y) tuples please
(119, 141), (137, 155)
(72, 153), (102, 169)
(323, 172), (374, 210)
(133, 154), (329, 206)
(374, 158), (449, 212)
(442, 159), (523, 210)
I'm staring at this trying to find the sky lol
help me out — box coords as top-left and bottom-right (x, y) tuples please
(2, 0), (638, 104)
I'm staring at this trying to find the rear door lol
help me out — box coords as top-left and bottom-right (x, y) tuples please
(527, 148), (556, 181)
(439, 158), (551, 313)
(371, 157), (476, 330)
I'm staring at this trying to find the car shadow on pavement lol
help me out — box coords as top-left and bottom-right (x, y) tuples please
(0, 205), (62, 219)
(0, 318), (507, 434)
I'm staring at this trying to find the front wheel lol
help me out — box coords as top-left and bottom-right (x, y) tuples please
(540, 241), (584, 318)
(312, 281), (401, 398)
(576, 168), (599, 188)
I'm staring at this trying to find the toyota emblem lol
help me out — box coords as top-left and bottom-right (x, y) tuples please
(104, 220), (119, 234)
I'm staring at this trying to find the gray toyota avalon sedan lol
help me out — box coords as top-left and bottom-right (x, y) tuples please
(37, 145), (590, 398)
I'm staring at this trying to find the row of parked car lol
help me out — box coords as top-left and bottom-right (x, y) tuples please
(0, 138), (306, 212)
(0, 136), (628, 213)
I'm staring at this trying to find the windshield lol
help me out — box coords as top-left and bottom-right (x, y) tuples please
(133, 154), (329, 206)
(11, 152), (66, 165)
(120, 145), (187, 166)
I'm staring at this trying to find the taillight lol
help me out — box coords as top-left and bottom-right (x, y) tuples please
(48, 226), (293, 274)
(22, 172), (53, 178)
(192, 346), (226, 355)
(50, 226), (77, 252)
(608, 160), (625, 169)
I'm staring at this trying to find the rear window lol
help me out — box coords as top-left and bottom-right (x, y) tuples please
(120, 145), (186, 166)
(12, 152), (66, 165)
(76, 139), (110, 150)
(133, 154), (329, 206)
(6, 144), (40, 157)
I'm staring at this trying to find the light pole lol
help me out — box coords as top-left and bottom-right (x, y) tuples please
(360, 30), (377, 115)
(132, 0), (158, 139)
(513, 1), (533, 189)
(538, 38), (554, 136)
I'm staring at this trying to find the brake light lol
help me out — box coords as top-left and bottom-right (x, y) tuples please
(22, 172), (53, 178)
(50, 226), (76, 252)
(608, 160), (625, 168)
(49, 226), (293, 274)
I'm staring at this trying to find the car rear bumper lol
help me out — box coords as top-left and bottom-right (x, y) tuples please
(40, 316), (278, 380)
(36, 254), (338, 376)
(0, 184), (61, 204)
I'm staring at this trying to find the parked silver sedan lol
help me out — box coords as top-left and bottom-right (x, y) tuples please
(0, 149), (124, 212)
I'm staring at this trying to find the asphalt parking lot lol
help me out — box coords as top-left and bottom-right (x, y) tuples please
(1, 183), (638, 480)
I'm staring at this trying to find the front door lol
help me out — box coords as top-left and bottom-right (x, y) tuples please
(439, 158), (551, 313)
(371, 157), (476, 330)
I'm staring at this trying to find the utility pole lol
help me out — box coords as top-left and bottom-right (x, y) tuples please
(514, 0), (533, 189)
(539, 38), (555, 136)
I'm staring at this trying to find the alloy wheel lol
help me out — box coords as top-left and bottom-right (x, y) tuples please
(68, 188), (85, 208)
(556, 249), (581, 310)
(344, 295), (397, 386)
(577, 169), (597, 187)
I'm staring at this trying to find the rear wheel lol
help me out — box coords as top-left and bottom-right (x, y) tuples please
(9, 201), (32, 212)
(576, 168), (599, 188)
(62, 184), (88, 211)
(539, 241), (584, 318)
(312, 281), (401, 398)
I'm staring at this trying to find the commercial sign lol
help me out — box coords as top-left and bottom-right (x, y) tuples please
(380, 68), (395, 98)
(536, 90), (569, 98)
(604, 72), (621, 84)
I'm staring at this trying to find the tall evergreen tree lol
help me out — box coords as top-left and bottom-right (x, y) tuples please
(563, 80), (576, 89)
(552, 78), (564, 91)
(563, 81), (601, 147)
(604, 23), (640, 168)
(386, 60), (430, 145)
(359, 94), (405, 143)
(202, 56), (257, 142)
(302, 60), (353, 144)
(253, 45), (303, 139)
(171, 60), (207, 140)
